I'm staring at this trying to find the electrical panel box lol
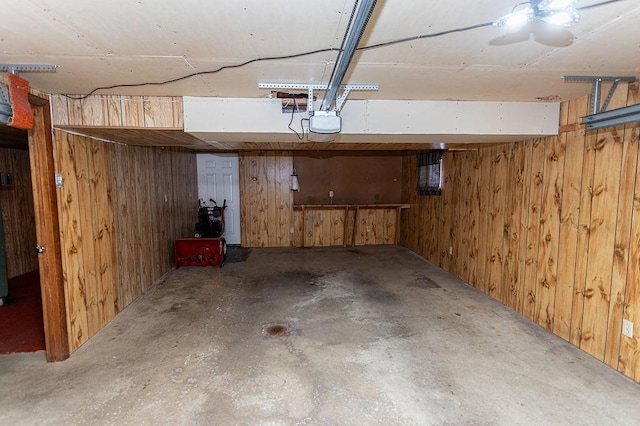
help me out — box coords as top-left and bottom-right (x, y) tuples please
(0, 172), (13, 187)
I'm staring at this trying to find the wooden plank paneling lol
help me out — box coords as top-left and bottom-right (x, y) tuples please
(554, 95), (589, 341)
(54, 131), (196, 352)
(143, 96), (176, 128)
(334, 209), (345, 245)
(488, 146), (507, 300)
(439, 153), (453, 270)
(122, 96), (146, 127)
(240, 152), (293, 247)
(523, 138), (545, 319)
(400, 84), (640, 384)
(383, 208), (395, 245)
(107, 97), (124, 127)
(51, 94), (184, 129)
(534, 134), (565, 331)
(468, 152), (481, 288)
(605, 114), (638, 368)
(477, 146), (492, 292)
(515, 141), (533, 314)
(0, 148), (38, 278)
(172, 97), (184, 128)
(571, 130), (598, 347)
(604, 84), (638, 368)
(292, 210), (303, 247)
(502, 143), (526, 308)
(67, 98), (84, 127)
(81, 97), (109, 126)
(137, 147), (153, 290)
(55, 131), (90, 349)
(457, 152), (472, 283)
(266, 154), (277, 246)
(87, 140), (117, 329)
(112, 144), (130, 310)
(580, 85), (628, 359)
(619, 84), (640, 381)
(620, 125), (640, 380)
(449, 153), (462, 276)
(291, 205), (404, 248)
(276, 154), (291, 246)
(51, 95), (70, 126)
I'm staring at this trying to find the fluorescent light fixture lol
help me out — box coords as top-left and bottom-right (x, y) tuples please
(581, 103), (640, 131)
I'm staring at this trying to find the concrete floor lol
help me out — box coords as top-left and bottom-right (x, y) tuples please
(1, 246), (640, 425)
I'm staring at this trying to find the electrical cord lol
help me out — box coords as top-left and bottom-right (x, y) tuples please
(512, 2), (531, 13)
(288, 98), (304, 140)
(357, 21), (494, 51)
(63, 47), (340, 100)
(577, 0), (623, 10)
(61, 0), (625, 100)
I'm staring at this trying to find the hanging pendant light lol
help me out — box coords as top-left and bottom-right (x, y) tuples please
(291, 168), (300, 192)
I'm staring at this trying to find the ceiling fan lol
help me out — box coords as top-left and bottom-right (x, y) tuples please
(493, 0), (581, 28)
(490, 0), (580, 46)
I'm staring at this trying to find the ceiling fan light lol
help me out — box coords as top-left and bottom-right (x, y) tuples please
(493, 7), (534, 27)
(540, 9), (580, 26)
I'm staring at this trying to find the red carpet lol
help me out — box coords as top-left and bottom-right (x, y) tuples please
(0, 270), (45, 354)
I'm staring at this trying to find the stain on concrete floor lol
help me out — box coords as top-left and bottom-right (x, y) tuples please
(1, 246), (640, 425)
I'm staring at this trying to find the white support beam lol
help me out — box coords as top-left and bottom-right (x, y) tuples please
(183, 97), (559, 144)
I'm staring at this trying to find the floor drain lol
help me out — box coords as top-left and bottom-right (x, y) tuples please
(262, 324), (289, 338)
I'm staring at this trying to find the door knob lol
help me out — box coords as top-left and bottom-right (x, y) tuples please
(36, 245), (46, 254)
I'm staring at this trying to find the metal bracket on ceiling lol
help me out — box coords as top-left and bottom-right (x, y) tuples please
(0, 64), (57, 75)
(564, 75), (637, 115)
(258, 83), (378, 114)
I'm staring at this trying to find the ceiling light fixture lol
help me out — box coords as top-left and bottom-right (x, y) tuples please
(493, 0), (580, 28)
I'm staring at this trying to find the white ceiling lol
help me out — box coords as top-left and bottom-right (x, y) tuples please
(2, 0), (639, 104)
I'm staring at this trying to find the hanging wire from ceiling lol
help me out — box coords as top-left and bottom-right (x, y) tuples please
(61, 0), (626, 100)
(287, 98), (305, 140)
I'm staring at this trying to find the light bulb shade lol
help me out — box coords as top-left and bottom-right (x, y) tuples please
(291, 175), (300, 191)
(291, 172), (300, 191)
(539, 8), (580, 26)
(493, 7), (534, 27)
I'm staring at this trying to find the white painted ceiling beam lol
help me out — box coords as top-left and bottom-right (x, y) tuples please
(184, 97), (559, 144)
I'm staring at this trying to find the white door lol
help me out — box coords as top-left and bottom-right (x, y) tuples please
(196, 153), (241, 245)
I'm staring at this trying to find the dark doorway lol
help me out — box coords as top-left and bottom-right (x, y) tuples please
(0, 124), (45, 354)
(0, 271), (45, 353)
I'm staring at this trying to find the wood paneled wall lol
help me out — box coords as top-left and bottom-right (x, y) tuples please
(54, 130), (196, 351)
(238, 152), (405, 248)
(0, 147), (38, 278)
(239, 151), (294, 247)
(292, 152), (403, 205)
(292, 207), (400, 247)
(401, 83), (640, 383)
(51, 95), (184, 128)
